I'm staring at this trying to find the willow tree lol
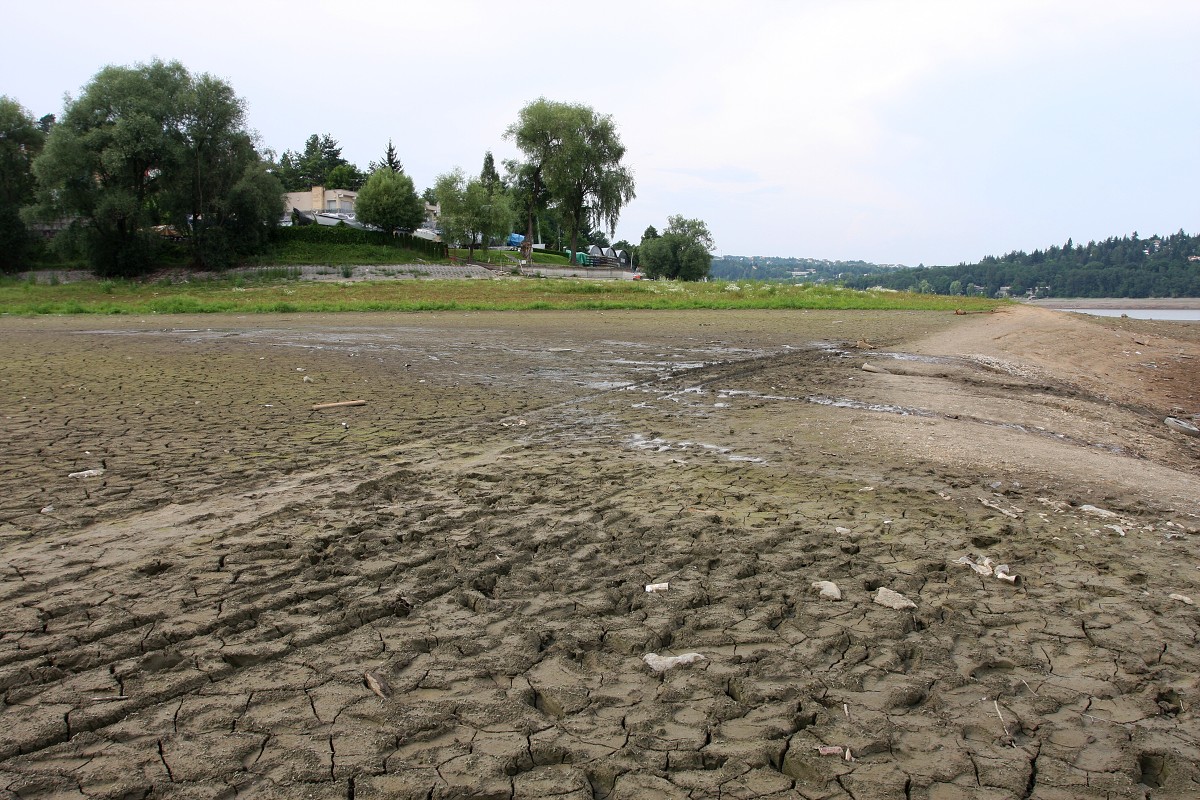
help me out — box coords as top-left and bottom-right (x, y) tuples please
(505, 99), (635, 261)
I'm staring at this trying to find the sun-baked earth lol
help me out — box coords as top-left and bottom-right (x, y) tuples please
(0, 305), (1198, 800)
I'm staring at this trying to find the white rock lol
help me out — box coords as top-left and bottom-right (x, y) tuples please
(1169, 593), (1194, 605)
(1080, 504), (1119, 519)
(835, 526), (852, 535)
(644, 582), (669, 593)
(643, 652), (706, 672)
(873, 587), (916, 610)
(811, 580), (842, 601)
(68, 469), (104, 479)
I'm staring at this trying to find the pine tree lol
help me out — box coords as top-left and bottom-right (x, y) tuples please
(369, 139), (403, 174)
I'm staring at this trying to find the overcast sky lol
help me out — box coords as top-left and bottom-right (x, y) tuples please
(8, 1), (1199, 265)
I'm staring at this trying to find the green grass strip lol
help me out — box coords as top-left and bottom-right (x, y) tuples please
(0, 276), (1006, 316)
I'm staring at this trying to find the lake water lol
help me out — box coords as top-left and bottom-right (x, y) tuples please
(1061, 309), (1200, 321)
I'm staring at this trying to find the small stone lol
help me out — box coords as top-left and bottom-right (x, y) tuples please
(1169, 593), (1194, 605)
(811, 580), (842, 601)
(873, 587), (916, 610)
(1080, 504), (1119, 519)
(643, 652), (705, 672)
(68, 469), (104, 479)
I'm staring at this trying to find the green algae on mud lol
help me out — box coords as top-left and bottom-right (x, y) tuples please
(0, 276), (1004, 315)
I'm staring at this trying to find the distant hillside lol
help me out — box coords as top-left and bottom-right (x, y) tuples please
(841, 231), (1200, 298)
(710, 255), (905, 283)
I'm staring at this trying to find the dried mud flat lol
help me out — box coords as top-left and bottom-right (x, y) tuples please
(1, 306), (1198, 800)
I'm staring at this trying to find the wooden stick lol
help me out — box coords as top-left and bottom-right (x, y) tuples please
(311, 400), (367, 411)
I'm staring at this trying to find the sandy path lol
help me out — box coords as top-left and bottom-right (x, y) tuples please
(0, 308), (1197, 799)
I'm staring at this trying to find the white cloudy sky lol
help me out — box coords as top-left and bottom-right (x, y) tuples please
(8, 0), (1199, 265)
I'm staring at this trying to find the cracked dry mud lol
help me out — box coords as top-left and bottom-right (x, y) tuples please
(1, 305), (1198, 800)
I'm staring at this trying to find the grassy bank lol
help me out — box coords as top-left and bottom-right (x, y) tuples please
(0, 274), (1004, 315)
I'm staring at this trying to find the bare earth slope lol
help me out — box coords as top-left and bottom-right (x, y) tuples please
(0, 307), (1197, 799)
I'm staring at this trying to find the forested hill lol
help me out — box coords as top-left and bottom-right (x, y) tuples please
(710, 255), (904, 282)
(841, 231), (1200, 298)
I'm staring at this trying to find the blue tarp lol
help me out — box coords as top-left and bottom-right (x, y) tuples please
(507, 233), (525, 246)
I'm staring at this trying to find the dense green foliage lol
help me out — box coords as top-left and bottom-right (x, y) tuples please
(274, 133), (361, 191)
(271, 224), (446, 261)
(0, 274), (1003, 316)
(25, 60), (283, 275)
(639, 216), (714, 280)
(354, 169), (424, 235)
(505, 99), (635, 261)
(842, 231), (1200, 297)
(435, 168), (514, 261)
(0, 97), (45, 271)
(368, 139), (403, 174)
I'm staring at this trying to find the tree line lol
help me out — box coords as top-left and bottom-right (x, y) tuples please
(840, 231), (1200, 298)
(4, 62), (709, 277)
(710, 255), (895, 283)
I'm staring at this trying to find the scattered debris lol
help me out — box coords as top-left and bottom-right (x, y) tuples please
(311, 400), (367, 410)
(980, 497), (1023, 519)
(645, 582), (669, 593)
(68, 469), (104, 479)
(1165, 417), (1200, 437)
(993, 699), (1015, 745)
(363, 671), (392, 700)
(816, 745), (844, 756)
(873, 587), (916, 610)
(811, 580), (842, 601)
(1080, 504), (1119, 519)
(994, 564), (1018, 583)
(954, 555), (992, 576)
(953, 556), (1019, 584)
(643, 652), (706, 672)
(1169, 593), (1194, 606)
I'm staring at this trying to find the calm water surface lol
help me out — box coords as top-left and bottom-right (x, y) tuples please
(1061, 309), (1200, 321)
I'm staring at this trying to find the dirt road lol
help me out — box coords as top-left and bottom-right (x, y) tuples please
(1, 306), (1197, 799)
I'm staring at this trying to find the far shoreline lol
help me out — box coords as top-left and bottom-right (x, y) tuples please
(1026, 297), (1200, 310)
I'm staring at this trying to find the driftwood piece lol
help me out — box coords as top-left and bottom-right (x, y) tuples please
(311, 400), (367, 411)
